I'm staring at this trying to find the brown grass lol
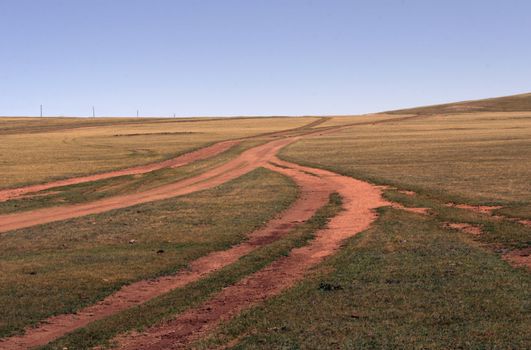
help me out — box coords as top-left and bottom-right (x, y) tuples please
(0, 117), (317, 189)
(388, 92), (531, 115)
(281, 111), (531, 205)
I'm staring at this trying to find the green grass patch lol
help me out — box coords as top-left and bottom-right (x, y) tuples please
(383, 189), (531, 250)
(197, 208), (531, 349)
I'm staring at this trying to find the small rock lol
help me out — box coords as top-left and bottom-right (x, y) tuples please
(156, 249), (165, 254)
(318, 282), (343, 291)
(129, 239), (137, 244)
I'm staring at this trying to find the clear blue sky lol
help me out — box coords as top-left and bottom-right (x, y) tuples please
(1, 0), (530, 117)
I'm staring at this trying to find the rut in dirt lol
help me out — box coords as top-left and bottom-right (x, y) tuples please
(0, 140), (240, 203)
(0, 116), (331, 204)
(0, 113), (416, 207)
(114, 159), (388, 350)
(0, 152), (334, 350)
(0, 137), (296, 233)
(0, 115), (414, 349)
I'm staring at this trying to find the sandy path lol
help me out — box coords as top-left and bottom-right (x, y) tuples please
(0, 158), (333, 350)
(0, 138), (296, 234)
(0, 140), (239, 203)
(114, 158), (388, 349)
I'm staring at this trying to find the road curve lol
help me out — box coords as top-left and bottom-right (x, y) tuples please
(0, 137), (296, 233)
(115, 158), (388, 349)
(0, 115), (411, 349)
(0, 155), (333, 350)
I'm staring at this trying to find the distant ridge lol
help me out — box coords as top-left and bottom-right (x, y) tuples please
(387, 92), (531, 115)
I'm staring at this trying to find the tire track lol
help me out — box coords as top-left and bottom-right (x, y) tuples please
(0, 115), (413, 348)
(0, 138), (295, 233)
(114, 158), (388, 349)
(0, 160), (333, 350)
(0, 140), (239, 203)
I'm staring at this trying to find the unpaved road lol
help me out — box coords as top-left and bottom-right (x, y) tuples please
(0, 118), (397, 349)
(0, 140), (239, 203)
(115, 158), (387, 349)
(0, 137), (296, 233)
(0, 157), (334, 350)
(0, 113), (416, 205)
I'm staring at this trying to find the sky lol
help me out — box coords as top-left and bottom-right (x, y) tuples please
(0, 0), (530, 117)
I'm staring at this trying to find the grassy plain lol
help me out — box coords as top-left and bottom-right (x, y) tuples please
(388, 92), (531, 115)
(202, 96), (531, 349)
(315, 113), (407, 128)
(198, 208), (530, 349)
(0, 116), (316, 189)
(40, 194), (342, 350)
(0, 168), (297, 338)
(282, 111), (531, 205)
(0, 139), (266, 214)
(1, 94), (530, 349)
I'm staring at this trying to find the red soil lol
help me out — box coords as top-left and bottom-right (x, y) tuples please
(445, 203), (531, 228)
(0, 155), (333, 350)
(114, 158), (388, 349)
(398, 190), (416, 196)
(0, 140), (239, 203)
(0, 138), (295, 233)
(0, 117), (405, 348)
(390, 203), (429, 215)
(502, 247), (531, 270)
(445, 203), (503, 215)
(444, 222), (483, 235)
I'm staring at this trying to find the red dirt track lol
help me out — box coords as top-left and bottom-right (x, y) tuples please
(0, 140), (239, 203)
(115, 158), (387, 349)
(0, 154), (334, 350)
(0, 123), (391, 349)
(0, 138), (294, 233)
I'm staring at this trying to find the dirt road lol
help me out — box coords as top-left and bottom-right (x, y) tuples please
(0, 155), (334, 350)
(0, 140), (239, 203)
(0, 138), (297, 233)
(0, 119), (396, 349)
(115, 158), (387, 349)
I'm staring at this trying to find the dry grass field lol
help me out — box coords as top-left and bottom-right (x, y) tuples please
(0, 168), (297, 338)
(282, 111), (531, 205)
(0, 116), (316, 189)
(0, 94), (529, 350)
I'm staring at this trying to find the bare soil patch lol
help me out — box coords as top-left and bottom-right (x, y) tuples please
(502, 247), (531, 270)
(398, 190), (416, 196)
(444, 222), (483, 236)
(445, 203), (503, 215)
(390, 203), (429, 215)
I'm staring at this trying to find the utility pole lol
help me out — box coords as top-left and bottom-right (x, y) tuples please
(173, 113), (176, 118)
(92, 106), (95, 118)
(136, 109), (139, 117)
(40, 104), (43, 118)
